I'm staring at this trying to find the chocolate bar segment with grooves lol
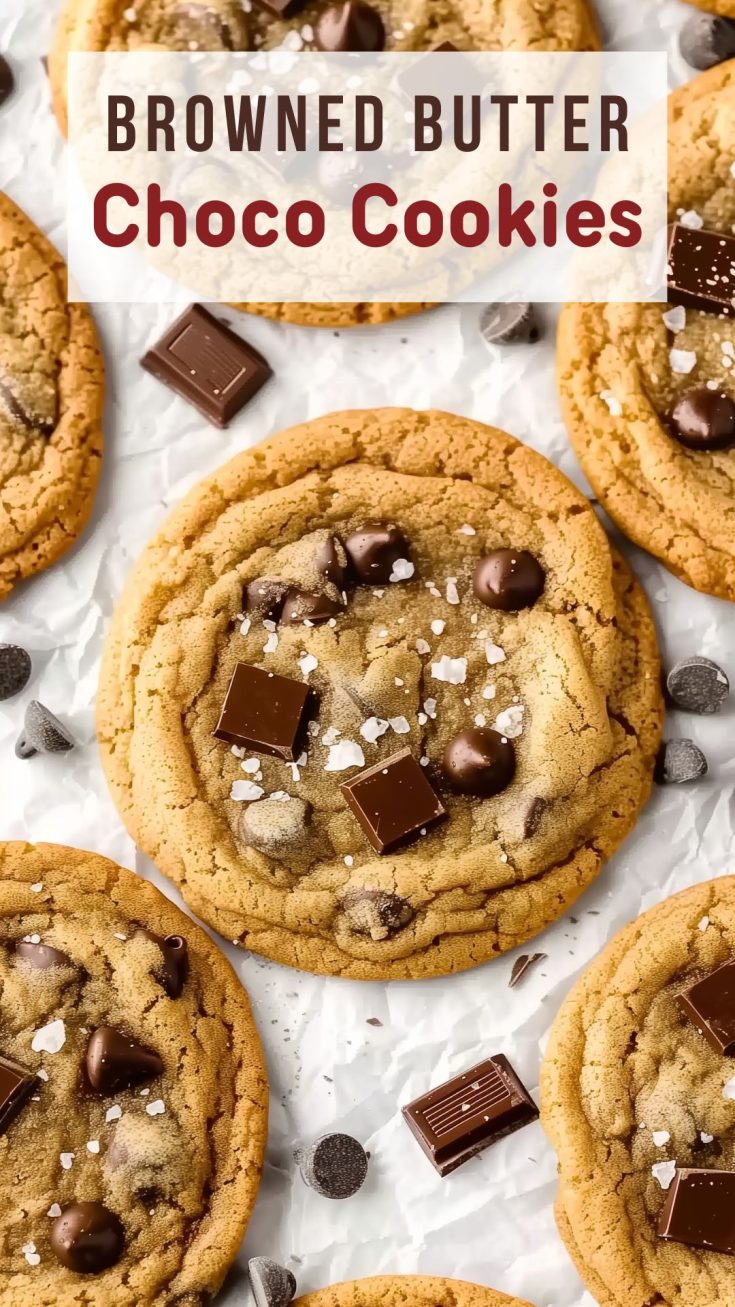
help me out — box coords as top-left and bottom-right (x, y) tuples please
(677, 960), (735, 1055)
(402, 1054), (538, 1176)
(658, 1168), (735, 1254)
(0, 1052), (39, 1136)
(141, 304), (272, 427)
(667, 224), (735, 320)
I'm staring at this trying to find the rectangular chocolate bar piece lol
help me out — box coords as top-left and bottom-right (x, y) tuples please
(340, 748), (446, 854)
(678, 961), (735, 1055)
(658, 1168), (735, 1255)
(214, 662), (314, 762)
(141, 304), (272, 428)
(402, 1054), (538, 1176)
(0, 1052), (38, 1136)
(667, 223), (735, 320)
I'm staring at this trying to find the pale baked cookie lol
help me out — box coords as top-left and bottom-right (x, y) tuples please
(558, 61), (735, 601)
(541, 876), (735, 1307)
(98, 408), (662, 980)
(294, 1276), (534, 1307)
(0, 193), (104, 602)
(0, 841), (267, 1307)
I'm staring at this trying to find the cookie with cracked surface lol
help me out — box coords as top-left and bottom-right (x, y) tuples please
(540, 876), (735, 1307)
(0, 193), (104, 602)
(98, 408), (662, 980)
(0, 841), (267, 1306)
(293, 1277), (535, 1307)
(558, 61), (735, 601)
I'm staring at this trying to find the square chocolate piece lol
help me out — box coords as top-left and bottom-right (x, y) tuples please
(677, 960), (735, 1055)
(0, 1052), (38, 1136)
(658, 1168), (735, 1255)
(667, 223), (735, 320)
(340, 748), (446, 854)
(214, 663), (314, 761)
(141, 304), (272, 427)
(402, 1054), (538, 1176)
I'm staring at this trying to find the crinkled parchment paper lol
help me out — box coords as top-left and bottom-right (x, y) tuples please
(0, 3), (733, 1303)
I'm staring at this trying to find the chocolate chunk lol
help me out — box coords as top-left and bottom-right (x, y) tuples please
(480, 303), (540, 345)
(509, 952), (546, 987)
(315, 0), (385, 50)
(344, 522), (412, 585)
(679, 14), (735, 70)
(241, 795), (311, 859)
(214, 662), (314, 762)
(432, 40), (459, 50)
(280, 590), (343, 625)
(523, 796), (547, 837)
(670, 388), (735, 452)
(86, 1027), (164, 1094)
(51, 1202), (125, 1273)
(318, 153), (365, 203)
(443, 727), (516, 797)
(654, 739), (708, 785)
(667, 224), (735, 320)
(340, 748), (446, 854)
(0, 1052), (38, 1135)
(402, 1054), (538, 1176)
(249, 1257), (297, 1307)
(666, 656), (729, 714)
(16, 939), (71, 970)
(296, 1132), (368, 1198)
(171, 2), (235, 47)
(0, 364), (56, 435)
(316, 534), (352, 589)
(658, 1168), (735, 1254)
(244, 578), (290, 623)
(341, 888), (415, 940)
(253, 0), (305, 15)
(473, 549), (545, 611)
(15, 700), (75, 759)
(140, 930), (189, 998)
(0, 56), (13, 109)
(141, 304), (272, 428)
(0, 643), (31, 701)
(678, 961), (735, 1055)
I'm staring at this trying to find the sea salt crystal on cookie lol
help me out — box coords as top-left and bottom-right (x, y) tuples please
(416, 639), (431, 655)
(600, 390), (622, 417)
(22, 1242), (40, 1267)
(60, 1152), (75, 1171)
(482, 685), (497, 700)
(458, 524), (476, 535)
(389, 558), (414, 582)
(431, 655), (467, 685)
(701, 1131), (714, 1143)
(652, 1160), (676, 1190)
(670, 348), (697, 375)
(423, 698), (437, 718)
(680, 210), (704, 229)
(431, 620), (445, 636)
(325, 741), (365, 771)
(723, 1077), (735, 1100)
(242, 758), (261, 774)
(146, 1099), (166, 1117)
(495, 705), (525, 738)
(263, 632), (279, 654)
(231, 780), (265, 802)
(32, 1019), (66, 1054)
(360, 717), (389, 743)
(485, 642), (505, 665)
(663, 305), (686, 332)
(47, 1204), (62, 1218)
(106, 1105), (122, 1123)
(652, 1130), (670, 1147)
(87, 1139), (100, 1154)
(299, 652), (318, 679)
(699, 916), (710, 932)
(389, 716), (410, 735)
(446, 578), (460, 604)
(322, 726), (341, 745)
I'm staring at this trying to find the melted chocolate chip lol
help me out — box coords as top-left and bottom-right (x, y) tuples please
(344, 522), (412, 585)
(140, 930), (189, 998)
(443, 727), (516, 796)
(243, 578), (290, 623)
(86, 1027), (164, 1094)
(15, 939), (71, 970)
(280, 590), (343, 625)
(341, 888), (415, 940)
(51, 1202), (125, 1273)
(315, 534), (352, 589)
(473, 549), (545, 611)
(670, 387), (735, 452)
(315, 0), (386, 50)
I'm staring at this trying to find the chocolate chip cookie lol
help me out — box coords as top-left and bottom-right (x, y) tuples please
(0, 193), (104, 602)
(294, 1277), (534, 1307)
(0, 841), (267, 1306)
(97, 408), (662, 980)
(541, 876), (735, 1307)
(558, 61), (735, 601)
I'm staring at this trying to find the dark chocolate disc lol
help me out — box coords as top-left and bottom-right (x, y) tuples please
(15, 939), (71, 970)
(315, 1), (385, 51)
(85, 1027), (164, 1094)
(243, 578), (289, 622)
(443, 727), (516, 796)
(51, 1202), (124, 1273)
(473, 548), (545, 611)
(280, 590), (343, 625)
(669, 387), (735, 452)
(344, 522), (411, 584)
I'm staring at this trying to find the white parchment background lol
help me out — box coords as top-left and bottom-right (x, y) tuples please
(1, 3), (733, 1305)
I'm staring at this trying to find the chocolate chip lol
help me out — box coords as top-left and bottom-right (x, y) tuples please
(679, 13), (735, 70)
(522, 796), (546, 838)
(0, 644), (31, 701)
(315, 0), (385, 50)
(0, 1052), (38, 1135)
(315, 533), (352, 589)
(473, 549), (545, 611)
(51, 1202), (125, 1274)
(280, 590), (343, 625)
(0, 363), (57, 435)
(341, 888), (415, 940)
(15, 939), (71, 970)
(244, 578), (290, 623)
(296, 1132), (368, 1198)
(241, 796), (311, 859)
(318, 153), (365, 204)
(443, 727), (516, 796)
(670, 388), (735, 452)
(666, 656), (729, 714)
(654, 739), (708, 785)
(249, 1257), (297, 1307)
(15, 701), (75, 758)
(480, 303), (539, 345)
(86, 1027), (164, 1094)
(0, 56), (14, 109)
(344, 522), (412, 585)
(140, 930), (189, 998)
(509, 952), (546, 987)
(214, 662), (314, 762)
